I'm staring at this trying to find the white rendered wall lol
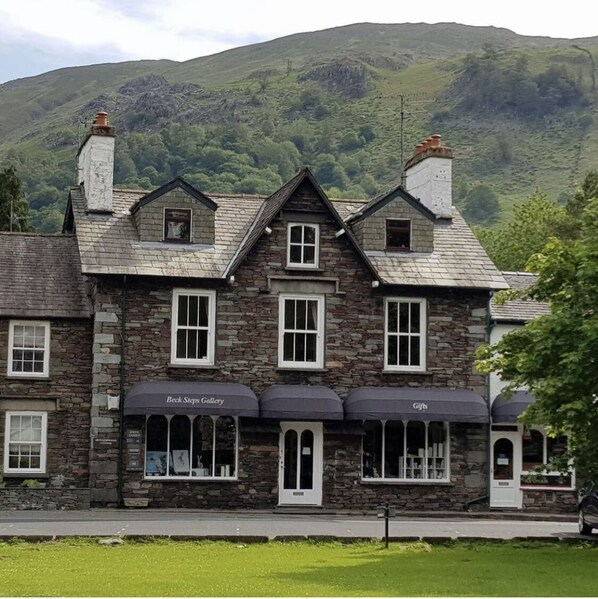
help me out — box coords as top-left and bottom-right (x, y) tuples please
(78, 135), (115, 212)
(405, 156), (452, 218)
(489, 322), (521, 403)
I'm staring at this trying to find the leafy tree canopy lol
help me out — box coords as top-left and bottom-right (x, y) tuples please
(477, 198), (598, 477)
(475, 190), (568, 271)
(0, 165), (33, 232)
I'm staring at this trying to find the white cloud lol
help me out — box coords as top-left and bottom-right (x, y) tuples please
(0, 0), (596, 82)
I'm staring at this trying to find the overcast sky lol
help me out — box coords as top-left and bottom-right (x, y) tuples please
(1, 0), (597, 84)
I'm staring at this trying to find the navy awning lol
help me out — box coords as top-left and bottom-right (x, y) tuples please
(124, 382), (259, 417)
(344, 387), (488, 423)
(260, 385), (343, 420)
(491, 390), (534, 423)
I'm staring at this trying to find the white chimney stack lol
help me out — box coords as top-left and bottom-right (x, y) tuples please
(404, 134), (453, 219)
(77, 111), (115, 213)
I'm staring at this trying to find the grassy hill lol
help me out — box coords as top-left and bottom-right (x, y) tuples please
(1, 22), (597, 232)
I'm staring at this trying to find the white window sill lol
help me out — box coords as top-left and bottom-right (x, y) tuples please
(521, 485), (574, 491)
(285, 266), (323, 272)
(276, 366), (327, 372)
(382, 368), (431, 375)
(6, 374), (50, 380)
(143, 476), (237, 482)
(361, 478), (452, 485)
(168, 363), (218, 370)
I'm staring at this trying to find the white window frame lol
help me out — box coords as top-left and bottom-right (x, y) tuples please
(3, 411), (48, 474)
(170, 289), (216, 366)
(278, 294), (325, 369)
(361, 420), (450, 483)
(7, 320), (50, 378)
(144, 415), (238, 481)
(384, 298), (426, 372)
(520, 426), (575, 490)
(286, 223), (320, 269)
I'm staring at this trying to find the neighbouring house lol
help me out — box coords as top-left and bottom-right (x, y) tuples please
(488, 272), (576, 512)
(0, 233), (92, 509)
(1, 111), (572, 512)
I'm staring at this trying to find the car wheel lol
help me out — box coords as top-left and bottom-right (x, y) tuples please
(579, 510), (593, 535)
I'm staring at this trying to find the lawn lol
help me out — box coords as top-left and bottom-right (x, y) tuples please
(0, 538), (597, 597)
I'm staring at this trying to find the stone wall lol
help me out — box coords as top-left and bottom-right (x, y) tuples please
(0, 317), (92, 510)
(0, 487), (90, 510)
(106, 180), (490, 509)
(522, 488), (577, 513)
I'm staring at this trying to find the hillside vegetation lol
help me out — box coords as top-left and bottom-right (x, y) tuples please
(0, 22), (597, 232)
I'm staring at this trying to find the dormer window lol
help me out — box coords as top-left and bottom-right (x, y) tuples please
(287, 223), (319, 268)
(164, 208), (191, 243)
(386, 219), (411, 251)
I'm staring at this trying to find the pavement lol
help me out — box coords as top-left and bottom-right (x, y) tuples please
(0, 509), (594, 542)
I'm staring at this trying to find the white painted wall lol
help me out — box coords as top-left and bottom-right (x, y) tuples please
(404, 155), (452, 218)
(489, 322), (521, 403)
(78, 134), (115, 212)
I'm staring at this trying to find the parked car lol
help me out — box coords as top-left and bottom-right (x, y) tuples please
(578, 480), (598, 535)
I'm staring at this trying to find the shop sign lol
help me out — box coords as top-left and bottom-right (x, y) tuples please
(412, 402), (428, 411)
(93, 437), (118, 449)
(125, 427), (144, 472)
(165, 395), (225, 407)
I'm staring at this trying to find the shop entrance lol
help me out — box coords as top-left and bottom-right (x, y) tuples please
(279, 422), (323, 505)
(490, 429), (522, 509)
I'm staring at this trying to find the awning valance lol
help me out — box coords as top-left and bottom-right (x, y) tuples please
(344, 387), (488, 423)
(124, 382), (259, 417)
(491, 391), (534, 423)
(260, 385), (343, 420)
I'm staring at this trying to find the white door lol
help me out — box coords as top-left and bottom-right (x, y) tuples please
(279, 422), (323, 505)
(490, 430), (522, 509)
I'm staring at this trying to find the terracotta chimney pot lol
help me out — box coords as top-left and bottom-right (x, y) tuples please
(94, 111), (109, 127)
(430, 134), (442, 148)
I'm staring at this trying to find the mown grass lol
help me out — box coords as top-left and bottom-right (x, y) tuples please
(0, 538), (597, 597)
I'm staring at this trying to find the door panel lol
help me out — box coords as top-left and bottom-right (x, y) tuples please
(490, 431), (522, 509)
(279, 422), (322, 505)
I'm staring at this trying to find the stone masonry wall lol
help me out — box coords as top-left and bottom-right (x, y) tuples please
(352, 198), (434, 252)
(134, 188), (215, 245)
(522, 488), (577, 513)
(0, 318), (92, 509)
(106, 180), (491, 510)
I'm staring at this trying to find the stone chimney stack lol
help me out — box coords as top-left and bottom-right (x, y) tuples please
(77, 111), (115, 213)
(404, 133), (453, 218)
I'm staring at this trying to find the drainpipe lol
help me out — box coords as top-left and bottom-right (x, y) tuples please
(117, 274), (128, 508)
(485, 290), (494, 504)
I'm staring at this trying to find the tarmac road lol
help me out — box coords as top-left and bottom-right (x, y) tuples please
(0, 509), (589, 541)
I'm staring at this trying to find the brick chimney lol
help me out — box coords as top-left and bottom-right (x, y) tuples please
(404, 134), (453, 218)
(76, 111), (116, 213)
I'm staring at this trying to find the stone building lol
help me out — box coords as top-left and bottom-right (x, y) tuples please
(0, 112), (575, 512)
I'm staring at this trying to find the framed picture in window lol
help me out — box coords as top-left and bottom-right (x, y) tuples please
(164, 208), (191, 243)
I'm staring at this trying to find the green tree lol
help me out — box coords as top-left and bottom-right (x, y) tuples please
(475, 191), (568, 271)
(0, 166), (33, 232)
(461, 184), (500, 225)
(477, 198), (598, 477)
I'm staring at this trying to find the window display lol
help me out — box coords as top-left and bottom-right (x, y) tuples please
(145, 414), (237, 479)
(362, 420), (448, 481)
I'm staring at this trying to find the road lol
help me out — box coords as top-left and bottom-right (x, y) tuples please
(0, 510), (587, 541)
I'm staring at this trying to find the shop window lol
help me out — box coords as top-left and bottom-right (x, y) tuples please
(164, 208), (191, 243)
(386, 219), (411, 251)
(287, 223), (319, 268)
(3, 411), (47, 474)
(362, 420), (448, 481)
(7, 320), (50, 377)
(521, 428), (572, 488)
(384, 298), (426, 372)
(171, 289), (216, 365)
(278, 294), (324, 368)
(144, 414), (237, 479)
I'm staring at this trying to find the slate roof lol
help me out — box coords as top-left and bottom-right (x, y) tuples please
(0, 233), (90, 318)
(490, 272), (550, 321)
(70, 179), (508, 290)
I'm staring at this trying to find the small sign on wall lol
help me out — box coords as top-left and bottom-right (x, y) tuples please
(125, 427), (144, 472)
